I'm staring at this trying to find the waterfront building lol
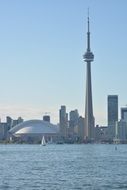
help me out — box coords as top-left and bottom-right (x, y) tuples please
(59, 105), (68, 139)
(9, 119), (58, 143)
(107, 95), (118, 127)
(116, 120), (127, 143)
(69, 109), (79, 137)
(77, 116), (84, 141)
(70, 110), (79, 126)
(113, 107), (127, 143)
(12, 117), (24, 128)
(6, 116), (13, 129)
(83, 15), (95, 141)
(121, 107), (127, 122)
(0, 122), (8, 140)
(95, 125), (109, 143)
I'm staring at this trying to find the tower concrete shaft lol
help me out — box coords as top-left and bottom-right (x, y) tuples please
(83, 16), (95, 141)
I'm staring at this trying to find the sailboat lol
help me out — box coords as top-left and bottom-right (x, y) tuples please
(41, 136), (46, 146)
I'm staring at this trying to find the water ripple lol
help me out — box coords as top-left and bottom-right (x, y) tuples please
(0, 144), (127, 189)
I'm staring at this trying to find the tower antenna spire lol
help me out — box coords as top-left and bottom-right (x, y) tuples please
(88, 7), (89, 20)
(87, 7), (90, 51)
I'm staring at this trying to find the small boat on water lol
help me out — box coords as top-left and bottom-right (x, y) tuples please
(41, 136), (46, 146)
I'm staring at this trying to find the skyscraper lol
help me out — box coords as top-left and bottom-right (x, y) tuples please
(108, 95), (118, 127)
(69, 109), (79, 137)
(83, 15), (95, 141)
(121, 107), (127, 122)
(69, 109), (79, 127)
(59, 105), (68, 138)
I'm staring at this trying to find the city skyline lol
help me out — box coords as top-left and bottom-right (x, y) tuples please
(0, 1), (127, 125)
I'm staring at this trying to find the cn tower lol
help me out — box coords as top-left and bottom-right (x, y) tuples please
(83, 14), (95, 141)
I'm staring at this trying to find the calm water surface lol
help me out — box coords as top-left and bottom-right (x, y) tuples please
(0, 144), (127, 190)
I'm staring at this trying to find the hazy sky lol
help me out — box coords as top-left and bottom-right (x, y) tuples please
(0, 0), (127, 125)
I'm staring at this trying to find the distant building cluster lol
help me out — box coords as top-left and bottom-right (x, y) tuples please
(0, 116), (23, 141)
(0, 114), (58, 143)
(96, 95), (127, 143)
(0, 108), (85, 143)
(59, 105), (84, 143)
(59, 96), (127, 144)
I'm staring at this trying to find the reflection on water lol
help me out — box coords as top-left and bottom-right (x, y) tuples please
(0, 144), (127, 190)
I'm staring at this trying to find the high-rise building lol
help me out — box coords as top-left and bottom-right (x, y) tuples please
(108, 95), (118, 127)
(69, 109), (79, 136)
(121, 107), (127, 122)
(78, 116), (84, 141)
(69, 109), (79, 126)
(6, 116), (13, 129)
(83, 15), (95, 141)
(59, 106), (68, 138)
(6, 116), (23, 129)
(116, 121), (127, 143)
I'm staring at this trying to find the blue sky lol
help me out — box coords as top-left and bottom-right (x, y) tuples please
(0, 0), (127, 125)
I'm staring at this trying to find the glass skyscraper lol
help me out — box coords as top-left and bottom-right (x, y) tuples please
(59, 105), (68, 138)
(108, 95), (118, 127)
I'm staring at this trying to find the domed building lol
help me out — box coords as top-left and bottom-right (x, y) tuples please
(9, 119), (59, 143)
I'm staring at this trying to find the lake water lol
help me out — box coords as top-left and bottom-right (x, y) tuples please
(0, 144), (127, 190)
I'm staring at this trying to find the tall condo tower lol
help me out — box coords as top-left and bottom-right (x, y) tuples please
(59, 105), (68, 139)
(108, 95), (118, 127)
(83, 15), (95, 141)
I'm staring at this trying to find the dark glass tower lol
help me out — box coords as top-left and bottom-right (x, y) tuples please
(83, 16), (95, 141)
(108, 95), (118, 126)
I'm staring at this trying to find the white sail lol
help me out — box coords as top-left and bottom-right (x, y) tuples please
(41, 136), (46, 146)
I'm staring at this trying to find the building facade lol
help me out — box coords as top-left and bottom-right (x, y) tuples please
(108, 95), (118, 127)
(121, 107), (127, 122)
(59, 105), (68, 139)
(68, 109), (79, 137)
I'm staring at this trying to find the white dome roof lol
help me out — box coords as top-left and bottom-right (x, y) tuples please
(9, 119), (58, 135)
